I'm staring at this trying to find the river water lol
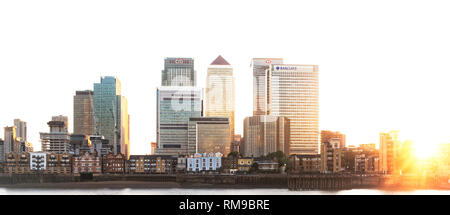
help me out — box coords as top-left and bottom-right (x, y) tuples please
(1, 188), (449, 195)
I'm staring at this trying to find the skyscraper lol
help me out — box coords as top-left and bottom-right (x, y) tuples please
(13, 119), (27, 142)
(156, 86), (202, 156)
(251, 58), (283, 116)
(205, 55), (235, 141)
(4, 126), (20, 154)
(162, 57), (196, 86)
(73, 90), (94, 135)
(268, 64), (319, 155)
(94, 76), (130, 158)
(379, 131), (400, 174)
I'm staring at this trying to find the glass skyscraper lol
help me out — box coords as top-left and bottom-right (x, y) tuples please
(156, 86), (202, 156)
(73, 90), (94, 136)
(188, 117), (231, 155)
(93, 76), (130, 158)
(162, 57), (196, 86)
(251, 58), (283, 116)
(205, 55), (235, 142)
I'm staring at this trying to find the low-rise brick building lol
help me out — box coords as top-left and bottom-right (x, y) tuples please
(46, 152), (72, 174)
(5, 152), (31, 174)
(291, 154), (321, 173)
(237, 158), (253, 173)
(72, 152), (102, 174)
(128, 155), (177, 174)
(102, 153), (125, 174)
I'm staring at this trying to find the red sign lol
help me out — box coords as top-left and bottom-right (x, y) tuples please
(175, 58), (184, 64)
(265, 59), (272, 64)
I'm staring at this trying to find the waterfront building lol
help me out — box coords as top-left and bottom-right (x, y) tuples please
(187, 153), (223, 173)
(379, 131), (400, 174)
(321, 130), (346, 149)
(222, 156), (238, 174)
(46, 152), (72, 174)
(102, 152), (125, 174)
(73, 90), (94, 136)
(5, 152), (31, 174)
(40, 116), (71, 153)
(127, 155), (177, 174)
(291, 154), (321, 173)
(243, 115), (290, 157)
(268, 64), (319, 155)
(29, 152), (47, 171)
(320, 139), (343, 173)
(72, 152), (102, 174)
(355, 154), (379, 173)
(237, 158), (254, 173)
(94, 76), (130, 159)
(162, 57), (196, 86)
(13, 119), (27, 142)
(205, 55), (235, 141)
(156, 86), (202, 156)
(188, 117), (231, 155)
(254, 160), (279, 172)
(176, 155), (187, 173)
(360, 143), (377, 152)
(251, 58), (283, 116)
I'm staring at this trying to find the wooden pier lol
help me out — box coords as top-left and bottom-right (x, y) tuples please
(288, 174), (353, 190)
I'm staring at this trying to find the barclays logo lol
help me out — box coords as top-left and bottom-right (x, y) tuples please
(276, 66), (297, 70)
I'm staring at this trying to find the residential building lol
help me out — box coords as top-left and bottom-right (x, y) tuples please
(222, 156), (238, 173)
(320, 139), (342, 173)
(243, 115), (290, 157)
(162, 57), (196, 86)
(238, 158), (254, 173)
(291, 154), (321, 173)
(102, 152), (125, 174)
(40, 116), (71, 153)
(127, 155), (177, 174)
(30, 152), (47, 171)
(0, 139), (4, 162)
(72, 152), (102, 174)
(188, 117), (231, 155)
(379, 131), (400, 174)
(176, 155), (187, 173)
(205, 55), (235, 141)
(251, 58), (283, 116)
(46, 152), (72, 174)
(94, 76), (130, 159)
(73, 90), (94, 135)
(187, 153), (223, 173)
(156, 86), (202, 156)
(321, 130), (346, 149)
(5, 152), (31, 174)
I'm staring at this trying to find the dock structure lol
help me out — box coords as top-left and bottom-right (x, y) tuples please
(288, 174), (353, 190)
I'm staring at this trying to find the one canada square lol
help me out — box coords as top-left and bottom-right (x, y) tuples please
(252, 59), (319, 155)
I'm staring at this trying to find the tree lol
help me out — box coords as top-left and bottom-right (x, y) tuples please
(266, 151), (288, 167)
(227, 151), (240, 158)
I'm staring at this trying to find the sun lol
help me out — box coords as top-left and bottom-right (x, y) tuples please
(412, 140), (438, 160)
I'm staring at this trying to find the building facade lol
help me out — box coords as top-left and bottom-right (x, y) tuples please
(94, 76), (130, 159)
(30, 152), (47, 171)
(156, 86), (202, 156)
(379, 131), (400, 174)
(162, 57), (196, 87)
(320, 140), (342, 173)
(205, 55), (235, 141)
(238, 158), (254, 172)
(102, 152), (125, 174)
(4, 126), (21, 155)
(73, 90), (94, 136)
(72, 152), (102, 174)
(188, 117), (231, 155)
(187, 153), (223, 173)
(251, 58), (283, 116)
(40, 116), (71, 153)
(127, 155), (177, 174)
(291, 154), (321, 173)
(243, 115), (290, 157)
(0, 139), (4, 162)
(46, 152), (72, 174)
(321, 130), (346, 149)
(13, 119), (27, 142)
(5, 152), (31, 174)
(269, 64), (319, 155)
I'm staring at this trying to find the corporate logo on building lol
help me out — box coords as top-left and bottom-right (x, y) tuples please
(275, 65), (298, 70)
(175, 58), (184, 64)
(265, 59), (272, 64)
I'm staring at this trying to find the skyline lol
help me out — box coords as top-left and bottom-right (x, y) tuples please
(1, 0), (450, 155)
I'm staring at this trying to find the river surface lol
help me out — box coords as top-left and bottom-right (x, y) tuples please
(1, 188), (449, 195)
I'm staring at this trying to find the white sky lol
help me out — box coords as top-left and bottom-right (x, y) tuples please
(1, 0), (449, 155)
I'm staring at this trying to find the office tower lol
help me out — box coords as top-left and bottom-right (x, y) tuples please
(321, 130), (346, 149)
(40, 116), (71, 153)
(13, 119), (27, 142)
(188, 117), (231, 155)
(243, 115), (290, 157)
(94, 76), (130, 158)
(161, 57), (196, 86)
(320, 138), (342, 173)
(205, 55), (235, 141)
(73, 90), (94, 135)
(156, 86), (202, 156)
(379, 131), (400, 174)
(269, 64), (319, 155)
(251, 58), (283, 116)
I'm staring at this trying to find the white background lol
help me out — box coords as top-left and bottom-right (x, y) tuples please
(1, 0), (449, 155)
